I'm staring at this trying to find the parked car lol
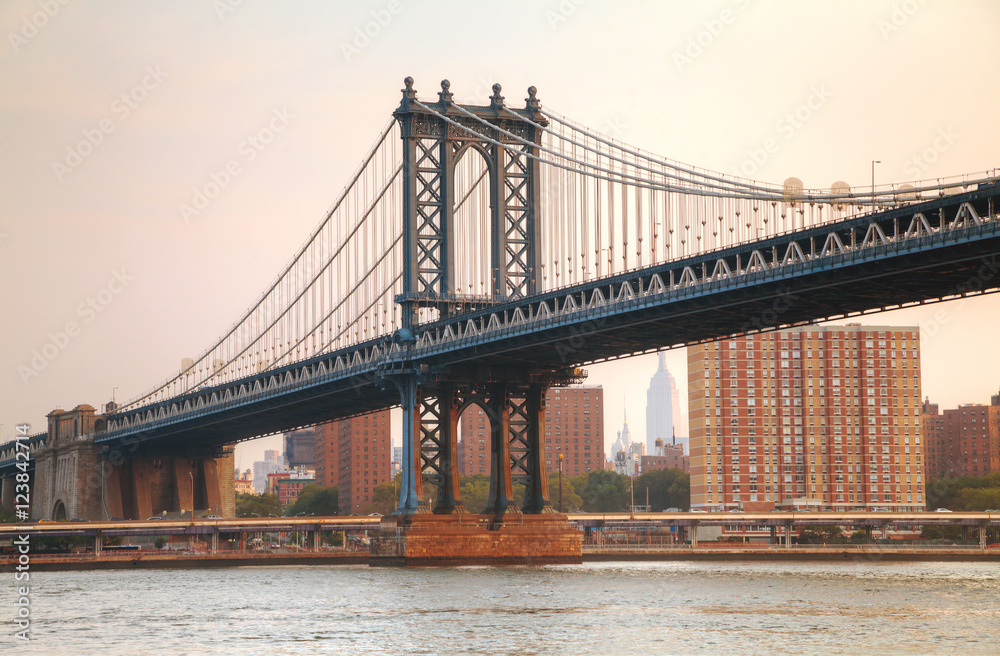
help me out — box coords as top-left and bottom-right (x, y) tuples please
(934, 508), (952, 512)
(197, 515), (223, 519)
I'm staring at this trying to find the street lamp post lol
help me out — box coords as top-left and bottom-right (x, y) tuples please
(558, 453), (564, 513)
(871, 160), (881, 212)
(630, 474), (635, 516)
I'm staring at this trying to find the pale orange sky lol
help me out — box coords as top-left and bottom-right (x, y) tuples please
(1, 1), (998, 468)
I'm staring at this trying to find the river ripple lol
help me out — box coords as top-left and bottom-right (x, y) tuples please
(4, 561), (999, 655)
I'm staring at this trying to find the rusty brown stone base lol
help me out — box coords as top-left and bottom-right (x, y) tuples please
(369, 512), (583, 566)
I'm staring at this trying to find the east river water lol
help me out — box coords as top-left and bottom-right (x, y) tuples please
(4, 561), (999, 655)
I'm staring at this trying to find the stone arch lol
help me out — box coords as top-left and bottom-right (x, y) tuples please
(52, 499), (68, 521)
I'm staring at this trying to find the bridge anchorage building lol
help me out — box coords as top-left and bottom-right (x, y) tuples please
(9, 404), (234, 522)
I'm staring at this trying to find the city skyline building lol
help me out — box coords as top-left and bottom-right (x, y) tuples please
(609, 410), (633, 463)
(688, 324), (926, 511)
(922, 397), (1000, 479)
(458, 386), (605, 478)
(646, 352), (687, 455)
(313, 421), (338, 488)
(251, 449), (285, 493)
(640, 438), (690, 475)
(273, 471), (315, 508)
(337, 409), (392, 515)
(283, 428), (316, 469)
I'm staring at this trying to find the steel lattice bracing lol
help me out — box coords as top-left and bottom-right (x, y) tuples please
(395, 78), (546, 328)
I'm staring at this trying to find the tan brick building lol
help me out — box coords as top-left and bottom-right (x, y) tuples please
(313, 420), (338, 487)
(688, 325), (925, 511)
(640, 439), (690, 474)
(922, 401), (1000, 479)
(336, 410), (391, 515)
(458, 386), (605, 478)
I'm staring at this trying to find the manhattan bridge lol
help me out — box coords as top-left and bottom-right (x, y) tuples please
(3, 78), (999, 523)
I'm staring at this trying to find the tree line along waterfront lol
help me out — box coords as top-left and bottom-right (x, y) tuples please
(234, 467), (693, 517)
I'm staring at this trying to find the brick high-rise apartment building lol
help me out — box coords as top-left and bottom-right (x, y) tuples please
(688, 325), (925, 511)
(922, 401), (1000, 479)
(458, 386), (604, 478)
(335, 410), (392, 515)
(313, 421), (337, 487)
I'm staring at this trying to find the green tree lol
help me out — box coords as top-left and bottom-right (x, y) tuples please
(633, 468), (690, 511)
(154, 536), (168, 550)
(284, 485), (339, 516)
(458, 474), (492, 513)
(796, 526), (844, 544)
(920, 524), (963, 540)
(926, 473), (1000, 510)
(364, 479), (399, 515)
(569, 470), (631, 512)
(236, 492), (282, 517)
(547, 471), (584, 512)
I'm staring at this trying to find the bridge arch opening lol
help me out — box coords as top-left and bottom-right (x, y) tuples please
(452, 144), (494, 301)
(52, 499), (67, 521)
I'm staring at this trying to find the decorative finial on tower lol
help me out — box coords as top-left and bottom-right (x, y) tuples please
(438, 79), (453, 105)
(490, 83), (505, 110)
(398, 76), (417, 111)
(525, 85), (541, 112)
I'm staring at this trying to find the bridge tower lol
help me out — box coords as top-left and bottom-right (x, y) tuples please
(375, 80), (581, 564)
(394, 76), (546, 326)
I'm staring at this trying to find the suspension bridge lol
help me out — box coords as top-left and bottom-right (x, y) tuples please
(3, 79), (1000, 553)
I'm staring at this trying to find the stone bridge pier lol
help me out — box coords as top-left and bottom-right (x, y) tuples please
(29, 404), (235, 521)
(1, 475), (18, 514)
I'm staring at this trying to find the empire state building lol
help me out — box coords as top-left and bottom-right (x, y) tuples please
(646, 352), (687, 454)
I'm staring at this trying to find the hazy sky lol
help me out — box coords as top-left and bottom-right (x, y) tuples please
(2, 1), (999, 470)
